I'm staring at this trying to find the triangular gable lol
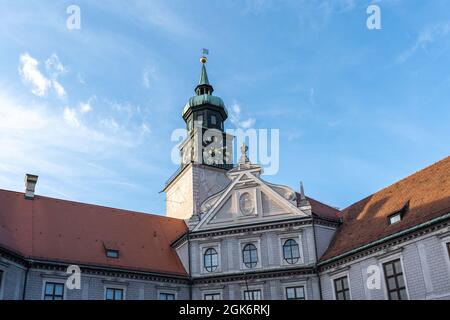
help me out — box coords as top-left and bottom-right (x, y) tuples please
(193, 170), (309, 231)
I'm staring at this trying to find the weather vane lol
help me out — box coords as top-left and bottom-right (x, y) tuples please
(200, 48), (209, 64)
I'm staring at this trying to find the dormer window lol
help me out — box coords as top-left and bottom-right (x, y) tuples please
(388, 200), (409, 225)
(389, 212), (402, 225)
(106, 249), (119, 259)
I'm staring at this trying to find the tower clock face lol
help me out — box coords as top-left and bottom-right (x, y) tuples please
(203, 144), (224, 165)
(239, 192), (254, 215)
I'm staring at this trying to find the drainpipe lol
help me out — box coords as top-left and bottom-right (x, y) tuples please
(243, 272), (251, 300)
(187, 230), (193, 300)
(311, 216), (323, 300)
(22, 260), (33, 300)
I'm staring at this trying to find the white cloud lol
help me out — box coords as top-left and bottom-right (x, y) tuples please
(230, 102), (256, 129)
(142, 66), (156, 89)
(63, 107), (81, 128)
(77, 73), (86, 85)
(53, 80), (66, 98)
(141, 123), (151, 134)
(240, 118), (256, 129)
(100, 118), (120, 131)
(79, 96), (96, 114)
(396, 22), (450, 63)
(45, 54), (67, 78)
(80, 102), (92, 114)
(0, 91), (153, 200)
(18, 53), (68, 98)
(18, 53), (52, 96)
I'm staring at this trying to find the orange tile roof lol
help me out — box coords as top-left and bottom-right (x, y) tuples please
(321, 156), (450, 262)
(0, 190), (188, 276)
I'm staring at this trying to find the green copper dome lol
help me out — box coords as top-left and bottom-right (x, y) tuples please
(182, 94), (228, 117)
(182, 56), (228, 120)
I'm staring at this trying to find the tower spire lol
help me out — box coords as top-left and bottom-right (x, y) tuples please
(195, 50), (214, 96)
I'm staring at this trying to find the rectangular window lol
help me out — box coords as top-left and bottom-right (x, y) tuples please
(383, 259), (408, 300)
(106, 249), (119, 258)
(159, 292), (175, 300)
(243, 290), (262, 300)
(285, 286), (305, 300)
(44, 282), (64, 300)
(334, 276), (350, 300)
(447, 243), (450, 259)
(211, 115), (217, 125)
(105, 288), (124, 300)
(389, 213), (402, 225)
(196, 115), (203, 125)
(204, 293), (221, 300)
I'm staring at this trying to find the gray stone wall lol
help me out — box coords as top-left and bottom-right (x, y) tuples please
(0, 257), (26, 300)
(189, 224), (317, 279)
(193, 275), (318, 300)
(320, 228), (450, 300)
(187, 222), (324, 300)
(21, 268), (189, 300)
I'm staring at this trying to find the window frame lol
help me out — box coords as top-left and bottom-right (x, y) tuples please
(242, 243), (258, 269)
(279, 233), (304, 267)
(105, 287), (125, 300)
(282, 239), (301, 265)
(329, 270), (352, 300)
(243, 289), (262, 300)
(200, 243), (221, 274)
(282, 281), (308, 300)
(382, 258), (408, 300)
(203, 292), (222, 300)
(285, 286), (306, 300)
(239, 238), (262, 270)
(439, 235), (450, 275)
(333, 276), (351, 300)
(388, 213), (402, 225)
(377, 251), (410, 300)
(42, 280), (66, 300)
(203, 247), (219, 273)
(158, 292), (176, 300)
(106, 249), (119, 259)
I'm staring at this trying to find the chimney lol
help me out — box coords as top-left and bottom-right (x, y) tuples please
(24, 174), (38, 200)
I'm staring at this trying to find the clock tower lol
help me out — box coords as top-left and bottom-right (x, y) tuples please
(164, 53), (234, 221)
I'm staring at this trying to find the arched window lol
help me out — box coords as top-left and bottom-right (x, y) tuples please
(283, 239), (300, 264)
(203, 248), (218, 272)
(242, 244), (258, 268)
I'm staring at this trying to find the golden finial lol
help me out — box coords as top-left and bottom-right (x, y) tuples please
(200, 56), (208, 64)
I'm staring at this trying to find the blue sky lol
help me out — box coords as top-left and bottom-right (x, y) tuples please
(0, 0), (449, 215)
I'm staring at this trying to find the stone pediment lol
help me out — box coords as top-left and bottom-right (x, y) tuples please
(191, 162), (310, 231)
